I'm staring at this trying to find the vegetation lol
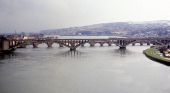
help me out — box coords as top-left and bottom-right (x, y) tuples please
(143, 48), (170, 65)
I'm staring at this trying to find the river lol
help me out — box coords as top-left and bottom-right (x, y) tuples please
(0, 38), (170, 93)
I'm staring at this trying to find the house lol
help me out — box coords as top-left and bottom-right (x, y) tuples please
(0, 36), (16, 54)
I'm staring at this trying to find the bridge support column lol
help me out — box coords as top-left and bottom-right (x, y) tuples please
(70, 47), (76, 51)
(32, 42), (39, 48)
(69, 42), (76, 51)
(108, 42), (112, 46)
(117, 40), (127, 49)
(168, 45), (170, 49)
(132, 43), (135, 46)
(81, 44), (85, 47)
(140, 42), (143, 46)
(100, 43), (103, 47)
(147, 43), (150, 46)
(46, 42), (53, 48)
(90, 43), (95, 47)
(59, 44), (64, 47)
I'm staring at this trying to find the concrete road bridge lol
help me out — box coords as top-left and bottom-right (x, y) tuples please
(12, 37), (170, 51)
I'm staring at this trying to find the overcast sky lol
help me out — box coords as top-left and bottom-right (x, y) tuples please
(1, 0), (170, 33)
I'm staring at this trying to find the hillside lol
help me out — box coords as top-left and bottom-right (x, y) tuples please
(40, 20), (170, 37)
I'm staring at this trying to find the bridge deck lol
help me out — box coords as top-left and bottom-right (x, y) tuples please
(10, 37), (170, 51)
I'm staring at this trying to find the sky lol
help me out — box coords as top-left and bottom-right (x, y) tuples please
(1, 0), (170, 33)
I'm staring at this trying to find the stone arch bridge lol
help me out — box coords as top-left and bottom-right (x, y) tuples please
(13, 37), (170, 51)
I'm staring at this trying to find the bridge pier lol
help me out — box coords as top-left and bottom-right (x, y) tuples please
(140, 42), (143, 46)
(147, 42), (150, 46)
(81, 44), (85, 47)
(107, 42), (112, 46)
(59, 44), (64, 47)
(100, 43), (104, 47)
(132, 43), (135, 46)
(117, 40), (127, 49)
(68, 42), (76, 51)
(46, 42), (53, 48)
(90, 42), (95, 47)
(70, 47), (76, 51)
(32, 42), (39, 48)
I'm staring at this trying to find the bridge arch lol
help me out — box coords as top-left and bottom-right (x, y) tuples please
(12, 37), (170, 51)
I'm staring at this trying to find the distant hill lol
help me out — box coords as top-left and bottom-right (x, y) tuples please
(40, 20), (170, 37)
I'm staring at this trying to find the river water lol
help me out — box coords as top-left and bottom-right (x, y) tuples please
(0, 37), (170, 93)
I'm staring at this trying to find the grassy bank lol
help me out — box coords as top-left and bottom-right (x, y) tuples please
(143, 48), (170, 66)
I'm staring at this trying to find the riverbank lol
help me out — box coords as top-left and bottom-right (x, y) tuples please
(143, 48), (170, 66)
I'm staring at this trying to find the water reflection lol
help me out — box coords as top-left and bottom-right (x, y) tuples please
(0, 53), (18, 65)
(55, 50), (83, 58)
(0, 53), (17, 60)
(113, 48), (127, 56)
